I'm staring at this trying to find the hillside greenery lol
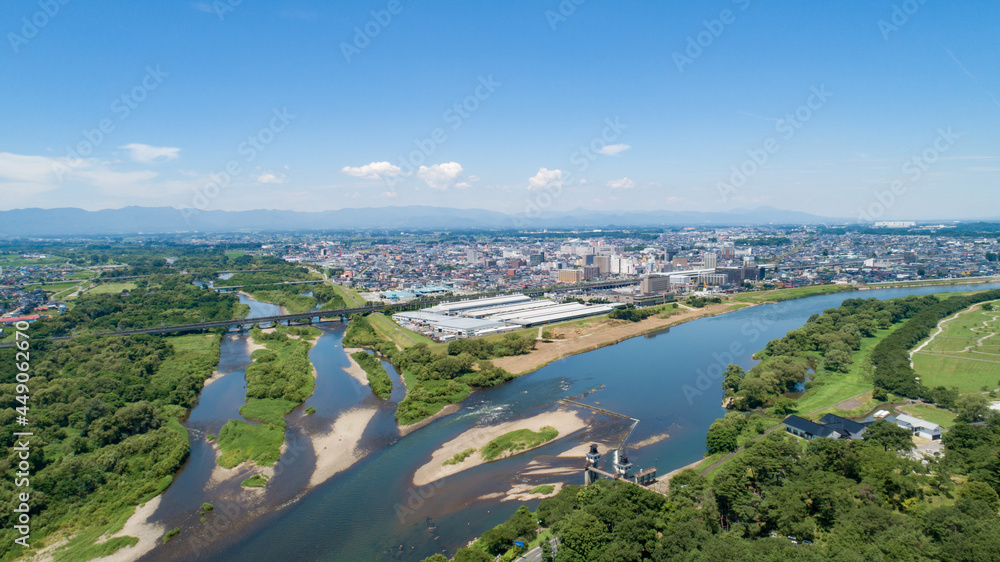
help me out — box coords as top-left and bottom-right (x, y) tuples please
(438, 426), (1000, 561)
(26, 275), (247, 338)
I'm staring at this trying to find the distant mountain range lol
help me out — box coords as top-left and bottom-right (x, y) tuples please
(0, 206), (845, 237)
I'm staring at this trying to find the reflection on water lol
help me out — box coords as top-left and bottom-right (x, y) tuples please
(153, 283), (1000, 561)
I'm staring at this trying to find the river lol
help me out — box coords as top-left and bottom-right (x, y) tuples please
(143, 283), (1000, 562)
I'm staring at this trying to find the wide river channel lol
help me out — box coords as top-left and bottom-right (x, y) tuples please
(143, 283), (1000, 562)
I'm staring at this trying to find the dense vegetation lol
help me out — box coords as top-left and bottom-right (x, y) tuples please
(0, 333), (220, 558)
(217, 326), (319, 468)
(351, 351), (392, 399)
(27, 275), (247, 338)
(390, 344), (521, 424)
(609, 305), (657, 322)
(480, 426), (559, 461)
(724, 294), (968, 410)
(438, 427), (1000, 561)
(445, 333), (535, 359)
(342, 314), (523, 424)
(685, 297), (723, 308)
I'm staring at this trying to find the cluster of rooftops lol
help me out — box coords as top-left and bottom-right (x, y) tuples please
(784, 410), (943, 441)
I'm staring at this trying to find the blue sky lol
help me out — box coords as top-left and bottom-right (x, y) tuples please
(1, 0), (998, 220)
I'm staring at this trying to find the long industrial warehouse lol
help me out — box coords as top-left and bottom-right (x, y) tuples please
(393, 294), (616, 340)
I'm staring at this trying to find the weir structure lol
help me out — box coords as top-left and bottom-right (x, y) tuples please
(560, 399), (659, 489)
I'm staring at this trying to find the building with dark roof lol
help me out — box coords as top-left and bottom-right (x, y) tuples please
(783, 415), (841, 440)
(819, 413), (870, 439)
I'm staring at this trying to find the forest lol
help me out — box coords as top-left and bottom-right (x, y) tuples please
(430, 425), (1000, 561)
(27, 275), (247, 338)
(341, 315), (524, 424)
(0, 333), (221, 558)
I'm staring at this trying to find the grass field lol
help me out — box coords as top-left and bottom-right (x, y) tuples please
(216, 420), (285, 468)
(368, 312), (438, 349)
(481, 426), (559, 461)
(328, 283), (367, 307)
(24, 280), (80, 292)
(226, 250), (246, 259)
(731, 284), (855, 304)
(86, 281), (137, 295)
(912, 301), (1000, 393)
(899, 404), (958, 428)
(793, 323), (904, 417)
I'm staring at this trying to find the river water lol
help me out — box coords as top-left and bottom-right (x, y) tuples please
(144, 283), (1000, 562)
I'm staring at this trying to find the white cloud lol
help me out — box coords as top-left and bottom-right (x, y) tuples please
(256, 171), (288, 184)
(607, 177), (635, 190)
(341, 161), (402, 180)
(382, 191), (399, 199)
(119, 143), (181, 163)
(598, 144), (631, 156)
(417, 162), (464, 190)
(0, 152), (62, 183)
(528, 168), (563, 190)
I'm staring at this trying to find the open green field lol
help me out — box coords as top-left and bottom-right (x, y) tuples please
(912, 301), (1000, 393)
(86, 281), (138, 295)
(327, 283), (367, 307)
(730, 284), (855, 304)
(24, 280), (80, 292)
(898, 404), (958, 428)
(868, 277), (1000, 289)
(368, 312), (438, 349)
(226, 250), (246, 259)
(481, 426), (559, 461)
(0, 253), (68, 266)
(793, 324), (904, 417)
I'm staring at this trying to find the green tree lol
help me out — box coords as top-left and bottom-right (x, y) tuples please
(722, 365), (745, 396)
(863, 420), (914, 453)
(824, 348), (853, 373)
(955, 394), (992, 423)
(706, 420), (739, 454)
(958, 481), (1000, 512)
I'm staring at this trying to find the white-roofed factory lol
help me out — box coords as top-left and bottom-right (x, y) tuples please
(393, 294), (617, 341)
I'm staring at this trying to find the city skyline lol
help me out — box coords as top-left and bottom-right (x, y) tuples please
(2, 1), (998, 220)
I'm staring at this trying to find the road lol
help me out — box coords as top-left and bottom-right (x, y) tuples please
(515, 538), (557, 562)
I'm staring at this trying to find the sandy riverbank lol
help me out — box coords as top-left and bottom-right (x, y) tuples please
(478, 482), (565, 503)
(632, 432), (671, 449)
(341, 347), (370, 386)
(493, 302), (743, 376)
(412, 408), (589, 487)
(399, 403), (462, 437)
(92, 496), (165, 562)
(308, 407), (380, 488)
